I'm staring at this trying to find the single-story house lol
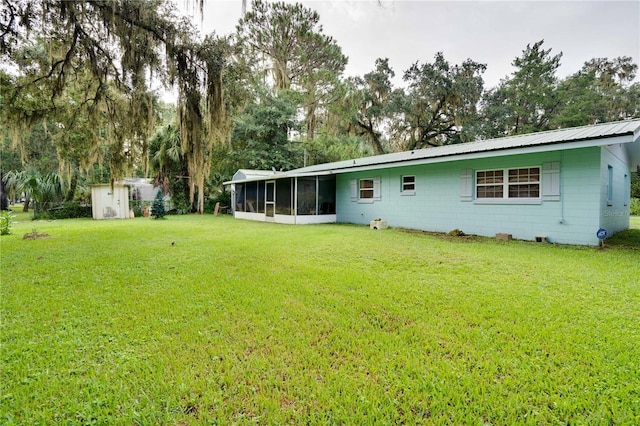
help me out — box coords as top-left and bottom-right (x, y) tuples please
(225, 119), (640, 245)
(90, 183), (131, 220)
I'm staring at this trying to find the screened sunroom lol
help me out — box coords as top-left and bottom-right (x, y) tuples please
(227, 170), (336, 224)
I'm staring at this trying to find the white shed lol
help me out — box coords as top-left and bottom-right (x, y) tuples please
(91, 184), (131, 220)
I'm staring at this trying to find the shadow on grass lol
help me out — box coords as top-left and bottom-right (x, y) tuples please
(606, 227), (640, 250)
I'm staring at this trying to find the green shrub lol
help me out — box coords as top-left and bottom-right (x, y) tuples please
(631, 198), (640, 216)
(48, 202), (92, 219)
(204, 191), (231, 214)
(168, 188), (191, 215)
(0, 210), (16, 235)
(130, 200), (151, 217)
(33, 202), (92, 220)
(447, 228), (466, 237)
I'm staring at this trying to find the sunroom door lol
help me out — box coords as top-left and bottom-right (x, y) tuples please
(265, 181), (275, 220)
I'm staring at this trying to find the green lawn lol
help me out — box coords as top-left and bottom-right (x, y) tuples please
(1, 215), (639, 424)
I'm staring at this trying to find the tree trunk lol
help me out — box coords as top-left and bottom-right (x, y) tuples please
(306, 105), (316, 142)
(198, 189), (204, 214)
(65, 172), (78, 202)
(356, 120), (385, 155)
(0, 173), (8, 211)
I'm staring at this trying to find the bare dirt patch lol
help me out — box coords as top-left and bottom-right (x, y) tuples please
(23, 229), (51, 240)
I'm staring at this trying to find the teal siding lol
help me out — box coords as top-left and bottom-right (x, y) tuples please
(600, 144), (631, 234)
(336, 147), (605, 245)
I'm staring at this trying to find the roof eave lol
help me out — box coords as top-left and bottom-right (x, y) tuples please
(296, 133), (637, 176)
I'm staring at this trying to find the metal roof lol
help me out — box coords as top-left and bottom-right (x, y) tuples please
(232, 169), (279, 179)
(226, 119), (640, 184)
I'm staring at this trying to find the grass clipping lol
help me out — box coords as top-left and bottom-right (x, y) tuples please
(23, 229), (51, 240)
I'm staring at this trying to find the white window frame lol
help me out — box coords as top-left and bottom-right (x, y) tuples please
(351, 177), (381, 203)
(475, 167), (542, 204)
(360, 178), (375, 200)
(401, 175), (416, 195)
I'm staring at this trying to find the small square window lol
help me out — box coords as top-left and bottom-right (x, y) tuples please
(402, 175), (416, 193)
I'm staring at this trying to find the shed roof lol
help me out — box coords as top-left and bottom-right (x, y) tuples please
(226, 119), (640, 184)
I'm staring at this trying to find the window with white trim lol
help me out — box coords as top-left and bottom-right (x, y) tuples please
(360, 178), (374, 199)
(476, 167), (541, 199)
(401, 175), (415, 194)
(350, 177), (381, 202)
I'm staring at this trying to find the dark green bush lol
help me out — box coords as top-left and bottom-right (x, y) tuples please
(34, 202), (92, 220)
(204, 191), (231, 214)
(130, 200), (151, 217)
(631, 198), (640, 216)
(167, 189), (191, 215)
(447, 228), (466, 237)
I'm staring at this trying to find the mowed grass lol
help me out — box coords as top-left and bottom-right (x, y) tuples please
(1, 214), (639, 424)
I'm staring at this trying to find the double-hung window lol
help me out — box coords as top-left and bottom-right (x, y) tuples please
(360, 178), (374, 199)
(476, 170), (504, 198)
(351, 177), (381, 202)
(507, 168), (540, 198)
(476, 167), (541, 201)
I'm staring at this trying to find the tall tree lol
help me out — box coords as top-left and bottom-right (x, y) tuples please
(1, 0), (232, 213)
(149, 124), (192, 214)
(230, 89), (301, 171)
(481, 40), (562, 137)
(236, 0), (347, 141)
(303, 134), (373, 166)
(1, 2), (161, 177)
(236, 0), (344, 91)
(552, 57), (640, 128)
(349, 58), (396, 155)
(174, 34), (237, 212)
(390, 52), (486, 150)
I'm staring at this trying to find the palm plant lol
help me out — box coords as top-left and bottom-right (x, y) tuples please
(149, 125), (193, 214)
(2, 170), (65, 214)
(150, 125), (182, 195)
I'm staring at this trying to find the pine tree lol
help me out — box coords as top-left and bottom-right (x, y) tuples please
(151, 190), (166, 219)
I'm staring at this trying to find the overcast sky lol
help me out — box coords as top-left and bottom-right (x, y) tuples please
(176, 0), (640, 89)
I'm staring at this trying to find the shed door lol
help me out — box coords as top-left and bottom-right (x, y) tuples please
(102, 187), (121, 219)
(265, 181), (275, 219)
